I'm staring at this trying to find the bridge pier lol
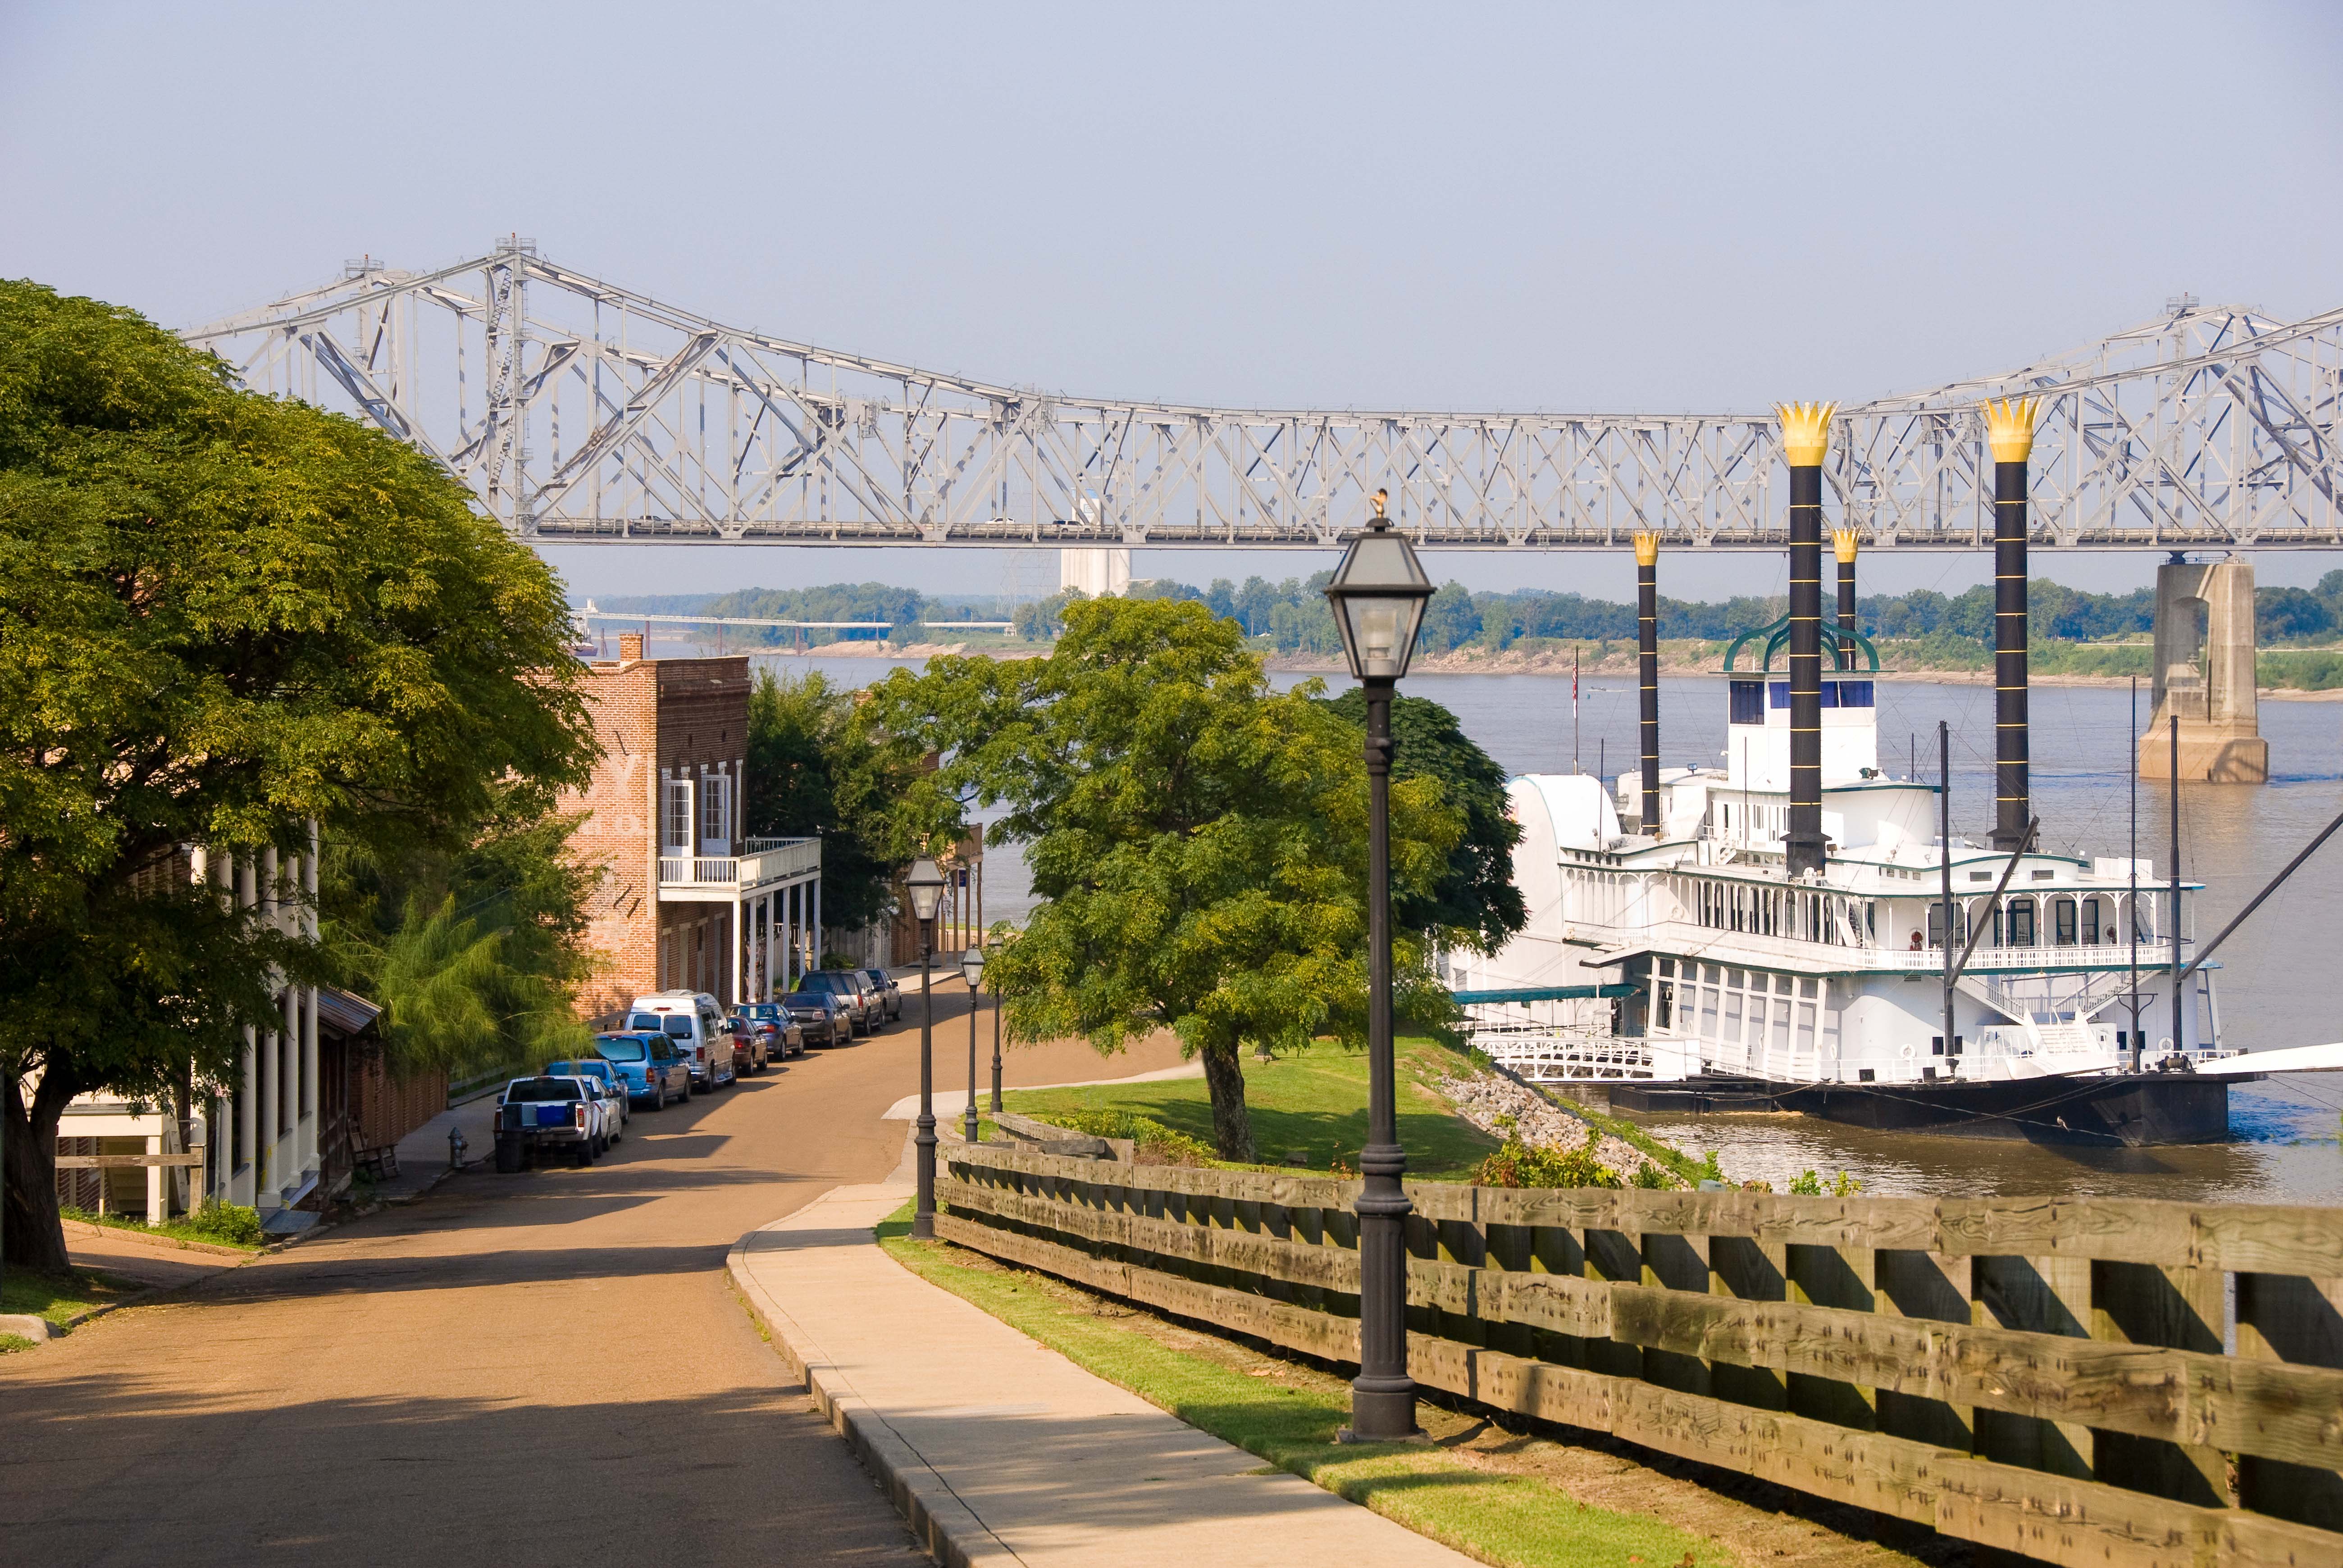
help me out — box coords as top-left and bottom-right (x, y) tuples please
(2140, 555), (2267, 784)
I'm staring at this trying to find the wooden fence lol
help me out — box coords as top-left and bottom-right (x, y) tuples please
(939, 1140), (2343, 1568)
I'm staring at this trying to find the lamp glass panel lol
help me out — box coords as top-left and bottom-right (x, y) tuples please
(961, 948), (986, 984)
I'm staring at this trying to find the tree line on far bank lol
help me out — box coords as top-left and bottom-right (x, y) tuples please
(609, 570), (2343, 659)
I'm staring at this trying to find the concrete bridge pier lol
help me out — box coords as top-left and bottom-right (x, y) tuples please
(2140, 554), (2267, 783)
(1059, 547), (1131, 598)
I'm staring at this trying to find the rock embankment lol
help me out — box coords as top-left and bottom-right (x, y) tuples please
(1434, 1065), (1677, 1184)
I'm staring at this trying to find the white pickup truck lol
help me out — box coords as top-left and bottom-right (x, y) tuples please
(492, 1076), (604, 1172)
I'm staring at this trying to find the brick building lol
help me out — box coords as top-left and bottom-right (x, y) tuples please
(565, 633), (821, 1022)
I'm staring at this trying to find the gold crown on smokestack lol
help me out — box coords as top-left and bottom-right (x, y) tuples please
(1774, 401), (1837, 467)
(1981, 396), (2042, 464)
(1632, 531), (1660, 567)
(1831, 529), (1860, 564)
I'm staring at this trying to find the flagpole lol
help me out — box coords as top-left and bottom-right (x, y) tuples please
(1573, 646), (1581, 773)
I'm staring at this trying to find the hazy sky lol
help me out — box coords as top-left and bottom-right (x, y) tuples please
(6, 1), (2339, 604)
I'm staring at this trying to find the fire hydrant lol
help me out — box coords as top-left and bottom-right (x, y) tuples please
(448, 1126), (469, 1169)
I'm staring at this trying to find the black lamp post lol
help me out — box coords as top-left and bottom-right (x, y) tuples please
(907, 856), (946, 1239)
(961, 945), (987, 1144)
(1321, 487), (1433, 1443)
(989, 960), (1004, 1113)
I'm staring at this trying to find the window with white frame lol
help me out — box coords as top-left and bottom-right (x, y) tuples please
(662, 777), (693, 856)
(700, 770), (733, 856)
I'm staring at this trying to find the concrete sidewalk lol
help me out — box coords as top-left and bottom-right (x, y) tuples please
(729, 1181), (1475, 1568)
(374, 1089), (502, 1203)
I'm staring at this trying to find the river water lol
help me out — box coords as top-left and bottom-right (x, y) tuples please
(752, 646), (2343, 1204)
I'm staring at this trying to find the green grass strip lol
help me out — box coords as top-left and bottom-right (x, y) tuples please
(878, 1204), (1725, 1568)
(0, 1266), (139, 1326)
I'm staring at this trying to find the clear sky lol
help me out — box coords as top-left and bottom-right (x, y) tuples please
(6, 1), (2339, 604)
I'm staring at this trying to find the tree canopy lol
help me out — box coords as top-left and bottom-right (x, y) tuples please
(743, 667), (959, 937)
(866, 597), (1459, 1160)
(1319, 687), (1524, 952)
(0, 279), (596, 1271)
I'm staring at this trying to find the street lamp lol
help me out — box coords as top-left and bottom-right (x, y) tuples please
(1321, 487), (1432, 1443)
(906, 856), (946, 1240)
(961, 946), (987, 1144)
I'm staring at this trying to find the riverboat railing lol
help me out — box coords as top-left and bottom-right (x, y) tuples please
(939, 1139), (2343, 1568)
(1587, 917), (2175, 977)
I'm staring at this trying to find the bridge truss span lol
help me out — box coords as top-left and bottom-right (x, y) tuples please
(184, 242), (2343, 551)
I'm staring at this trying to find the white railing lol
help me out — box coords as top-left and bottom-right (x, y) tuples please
(1470, 1025), (1695, 1082)
(1590, 917), (2175, 976)
(658, 837), (821, 889)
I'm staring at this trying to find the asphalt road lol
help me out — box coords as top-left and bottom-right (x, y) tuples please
(0, 983), (1188, 1568)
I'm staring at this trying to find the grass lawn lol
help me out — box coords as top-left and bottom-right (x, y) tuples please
(879, 1204), (1725, 1568)
(61, 1205), (266, 1251)
(1004, 1035), (1502, 1178)
(0, 1265), (143, 1328)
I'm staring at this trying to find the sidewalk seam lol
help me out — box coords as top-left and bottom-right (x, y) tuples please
(727, 1223), (1025, 1568)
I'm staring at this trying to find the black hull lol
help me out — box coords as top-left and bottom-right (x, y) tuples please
(1610, 1073), (2233, 1146)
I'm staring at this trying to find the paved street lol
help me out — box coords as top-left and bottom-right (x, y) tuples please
(0, 986), (1187, 1568)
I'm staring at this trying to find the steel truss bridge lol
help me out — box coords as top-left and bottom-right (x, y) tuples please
(185, 240), (2343, 552)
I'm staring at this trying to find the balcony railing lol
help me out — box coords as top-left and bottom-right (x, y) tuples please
(1594, 917), (2176, 975)
(658, 836), (821, 891)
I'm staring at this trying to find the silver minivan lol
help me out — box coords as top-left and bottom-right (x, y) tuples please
(625, 990), (738, 1091)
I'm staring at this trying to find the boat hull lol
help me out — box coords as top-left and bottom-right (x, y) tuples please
(1611, 1072), (2234, 1145)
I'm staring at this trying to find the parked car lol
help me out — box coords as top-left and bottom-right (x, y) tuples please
(861, 968), (903, 1022)
(545, 1058), (630, 1146)
(493, 1076), (597, 1170)
(625, 991), (738, 1091)
(723, 1011), (769, 1076)
(796, 969), (877, 1036)
(591, 1031), (692, 1108)
(731, 1002), (806, 1060)
(783, 991), (847, 1047)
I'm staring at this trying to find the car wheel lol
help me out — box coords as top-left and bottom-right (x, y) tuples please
(651, 1084), (665, 1112)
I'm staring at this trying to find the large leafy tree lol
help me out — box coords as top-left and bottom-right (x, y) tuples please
(1319, 688), (1524, 951)
(743, 667), (957, 940)
(867, 597), (1458, 1160)
(0, 281), (595, 1273)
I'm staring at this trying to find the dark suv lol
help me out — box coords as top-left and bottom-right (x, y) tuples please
(796, 969), (876, 1036)
(860, 968), (903, 1022)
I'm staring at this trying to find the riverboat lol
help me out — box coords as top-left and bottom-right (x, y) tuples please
(1447, 668), (2325, 1145)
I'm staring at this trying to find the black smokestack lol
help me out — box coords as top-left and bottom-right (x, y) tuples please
(1834, 531), (1859, 671)
(1779, 403), (1833, 876)
(1987, 399), (2039, 852)
(1636, 532), (1661, 833)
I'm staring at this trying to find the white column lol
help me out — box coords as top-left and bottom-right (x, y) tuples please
(811, 880), (821, 968)
(235, 854), (258, 1203)
(732, 898), (745, 1008)
(146, 1133), (165, 1226)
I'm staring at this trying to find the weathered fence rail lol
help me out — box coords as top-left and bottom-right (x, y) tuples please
(938, 1140), (2343, 1568)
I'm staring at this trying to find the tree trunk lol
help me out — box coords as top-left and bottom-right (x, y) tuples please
(3, 1067), (77, 1277)
(1199, 1041), (1257, 1163)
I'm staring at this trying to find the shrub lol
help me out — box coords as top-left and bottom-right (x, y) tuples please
(1787, 1169), (1863, 1198)
(183, 1201), (264, 1246)
(1471, 1130), (1623, 1190)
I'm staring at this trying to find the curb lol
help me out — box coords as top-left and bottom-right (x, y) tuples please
(726, 1223), (1021, 1568)
(61, 1218), (261, 1259)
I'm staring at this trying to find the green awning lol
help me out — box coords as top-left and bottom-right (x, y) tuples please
(1451, 984), (1639, 1005)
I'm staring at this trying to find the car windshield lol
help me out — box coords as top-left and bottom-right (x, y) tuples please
(505, 1078), (582, 1102)
(865, 970), (887, 985)
(594, 1037), (647, 1061)
(626, 1013), (665, 1031)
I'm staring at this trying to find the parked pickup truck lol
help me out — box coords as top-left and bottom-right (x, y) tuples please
(591, 1031), (692, 1108)
(545, 1059), (630, 1145)
(493, 1076), (600, 1171)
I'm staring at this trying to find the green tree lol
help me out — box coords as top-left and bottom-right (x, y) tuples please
(1319, 689), (1525, 950)
(0, 281), (594, 1274)
(743, 668), (958, 936)
(1012, 588), (1085, 642)
(867, 598), (1458, 1160)
(323, 796), (596, 1077)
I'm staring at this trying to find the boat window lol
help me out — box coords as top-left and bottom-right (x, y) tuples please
(2081, 899), (2102, 944)
(1729, 681), (1764, 724)
(1838, 680), (1874, 708)
(1769, 681), (1789, 709)
(2009, 897), (2037, 946)
(2054, 898), (2079, 945)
